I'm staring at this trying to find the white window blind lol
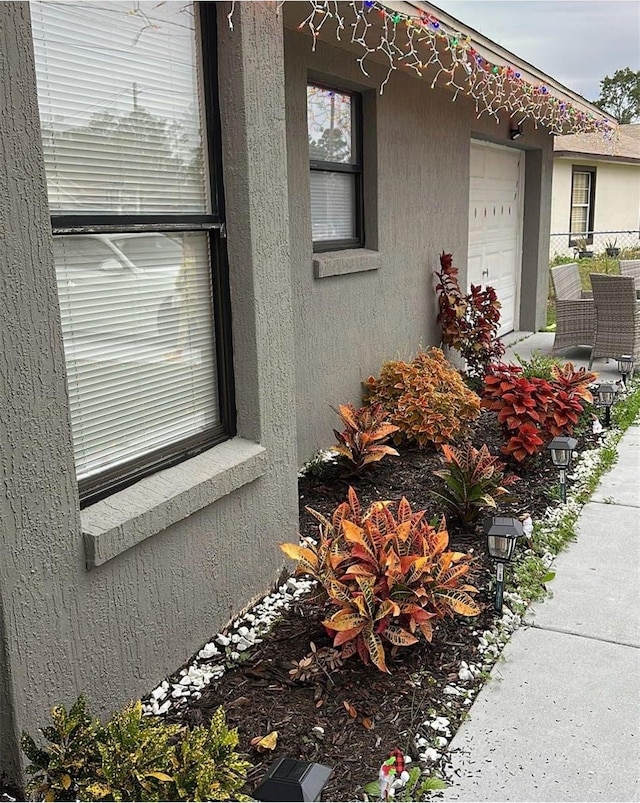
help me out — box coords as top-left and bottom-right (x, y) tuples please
(570, 172), (591, 234)
(310, 172), (356, 241)
(31, 1), (223, 490)
(30, 1), (209, 215)
(54, 232), (218, 482)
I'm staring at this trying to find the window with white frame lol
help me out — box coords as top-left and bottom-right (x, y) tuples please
(307, 84), (363, 251)
(30, 1), (235, 505)
(569, 167), (596, 244)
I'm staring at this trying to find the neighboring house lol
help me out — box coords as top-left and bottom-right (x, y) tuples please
(0, 1), (613, 787)
(550, 124), (640, 257)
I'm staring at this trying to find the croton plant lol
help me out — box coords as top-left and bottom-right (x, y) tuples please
(331, 402), (399, 473)
(433, 251), (505, 381)
(281, 488), (480, 673)
(482, 362), (596, 461)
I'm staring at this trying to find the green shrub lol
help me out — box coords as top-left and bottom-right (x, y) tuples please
(363, 348), (481, 448)
(549, 254), (575, 268)
(21, 694), (100, 802)
(22, 698), (251, 802)
(171, 708), (251, 802)
(91, 701), (181, 801)
(515, 350), (563, 380)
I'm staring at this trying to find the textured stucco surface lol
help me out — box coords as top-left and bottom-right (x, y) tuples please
(1, 1), (556, 788)
(284, 26), (553, 462)
(0, 2), (298, 788)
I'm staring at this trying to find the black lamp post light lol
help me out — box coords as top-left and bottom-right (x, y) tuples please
(484, 516), (524, 613)
(546, 436), (578, 504)
(617, 354), (635, 387)
(594, 382), (618, 427)
(253, 758), (333, 802)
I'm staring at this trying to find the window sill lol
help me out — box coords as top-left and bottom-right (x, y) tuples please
(313, 248), (381, 279)
(82, 438), (267, 568)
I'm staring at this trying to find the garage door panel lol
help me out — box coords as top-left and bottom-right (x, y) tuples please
(468, 142), (523, 337)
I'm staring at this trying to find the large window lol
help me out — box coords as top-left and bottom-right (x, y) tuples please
(31, 1), (234, 505)
(307, 84), (363, 251)
(569, 167), (596, 244)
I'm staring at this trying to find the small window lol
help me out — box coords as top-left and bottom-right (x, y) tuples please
(569, 167), (596, 245)
(307, 84), (363, 251)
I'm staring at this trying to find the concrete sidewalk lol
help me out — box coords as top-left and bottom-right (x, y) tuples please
(440, 335), (640, 802)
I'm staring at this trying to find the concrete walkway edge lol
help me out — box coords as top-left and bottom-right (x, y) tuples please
(440, 333), (640, 803)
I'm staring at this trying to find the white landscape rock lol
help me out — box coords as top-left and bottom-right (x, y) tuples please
(141, 574), (317, 718)
(420, 747), (441, 763)
(198, 642), (219, 660)
(429, 716), (451, 733)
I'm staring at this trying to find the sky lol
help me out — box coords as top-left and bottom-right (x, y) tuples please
(432, 1), (640, 102)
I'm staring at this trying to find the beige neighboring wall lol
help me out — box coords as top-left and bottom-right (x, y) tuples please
(550, 126), (640, 255)
(551, 158), (640, 254)
(285, 27), (554, 464)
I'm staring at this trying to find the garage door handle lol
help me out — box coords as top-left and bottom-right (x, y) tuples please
(482, 270), (489, 277)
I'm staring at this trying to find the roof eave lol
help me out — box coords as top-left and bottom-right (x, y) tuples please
(403, 1), (617, 125)
(554, 151), (640, 166)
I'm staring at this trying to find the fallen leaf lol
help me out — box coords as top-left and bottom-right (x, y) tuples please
(228, 696), (251, 708)
(251, 730), (278, 752)
(316, 699), (324, 708)
(362, 716), (374, 730)
(343, 700), (357, 718)
(146, 772), (173, 782)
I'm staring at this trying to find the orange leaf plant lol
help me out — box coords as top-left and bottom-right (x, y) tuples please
(281, 488), (480, 673)
(363, 348), (481, 448)
(332, 403), (400, 473)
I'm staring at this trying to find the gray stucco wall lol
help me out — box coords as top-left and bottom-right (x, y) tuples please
(284, 27), (553, 463)
(0, 2), (297, 788)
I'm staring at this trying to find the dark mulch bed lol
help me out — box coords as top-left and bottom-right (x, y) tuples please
(174, 410), (597, 801)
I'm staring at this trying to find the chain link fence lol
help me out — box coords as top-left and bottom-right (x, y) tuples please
(549, 230), (640, 264)
(547, 230), (640, 329)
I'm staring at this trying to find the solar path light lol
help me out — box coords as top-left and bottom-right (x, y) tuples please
(546, 436), (578, 503)
(594, 382), (618, 427)
(253, 758), (333, 802)
(484, 516), (524, 613)
(617, 354), (635, 387)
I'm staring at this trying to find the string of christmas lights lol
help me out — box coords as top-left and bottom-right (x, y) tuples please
(229, 1), (615, 138)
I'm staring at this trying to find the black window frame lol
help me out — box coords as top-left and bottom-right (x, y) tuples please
(568, 165), (596, 246)
(308, 82), (364, 253)
(45, 2), (236, 507)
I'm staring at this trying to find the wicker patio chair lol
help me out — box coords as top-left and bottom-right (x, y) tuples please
(619, 259), (640, 283)
(588, 273), (640, 372)
(550, 262), (595, 353)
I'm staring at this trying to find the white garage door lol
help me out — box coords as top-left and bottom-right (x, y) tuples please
(468, 141), (524, 336)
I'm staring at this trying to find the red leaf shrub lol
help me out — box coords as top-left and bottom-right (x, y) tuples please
(482, 362), (596, 461)
(434, 251), (505, 381)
